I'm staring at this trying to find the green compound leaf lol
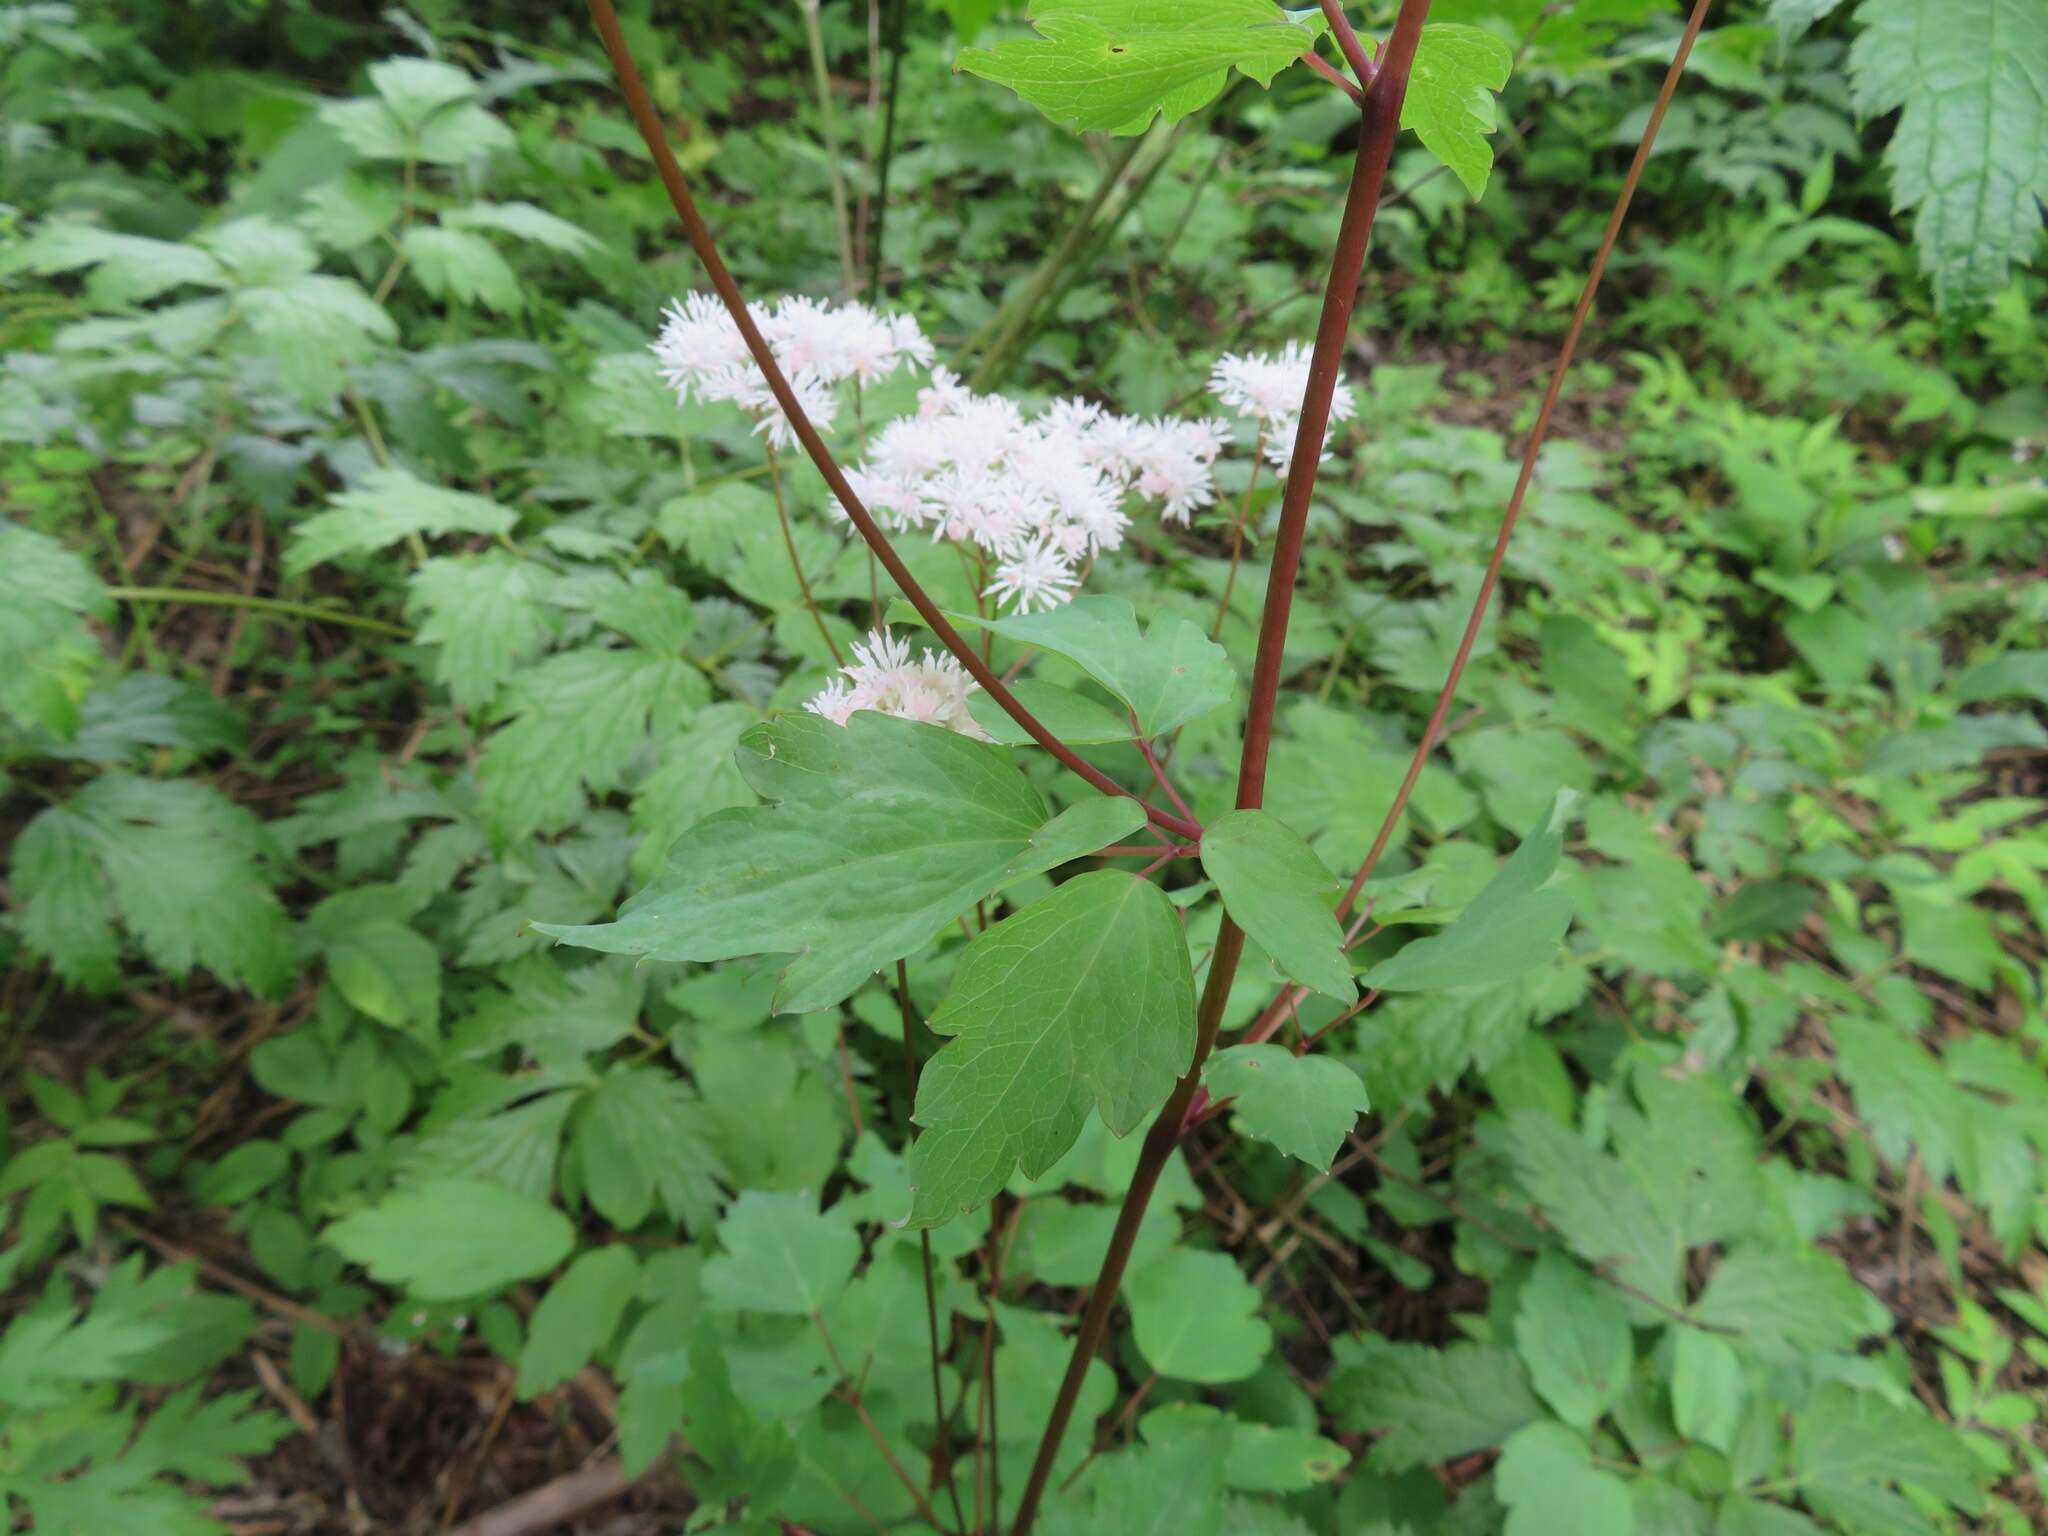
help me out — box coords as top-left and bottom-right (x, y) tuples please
(537, 711), (1145, 1013)
(908, 871), (1196, 1227)
(0, 525), (112, 738)
(1794, 1382), (1983, 1528)
(14, 774), (293, 997)
(1388, 23), (1515, 199)
(324, 1178), (574, 1300)
(1361, 788), (1576, 993)
(1127, 1248), (1272, 1382)
(951, 595), (1234, 739)
(958, 0), (1324, 136)
(1203, 1043), (1369, 1170)
(517, 1245), (639, 1399)
(1512, 1251), (1631, 1432)
(701, 1190), (860, 1317)
(286, 467), (516, 574)
(1201, 809), (1356, 1001)
(1496, 1422), (1634, 1536)
(1849, 0), (2048, 309)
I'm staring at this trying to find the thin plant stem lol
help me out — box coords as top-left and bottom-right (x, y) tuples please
(867, 0), (907, 295)
(582, 0), (1199, 842)
(766, 443), (845, 665)
(1238, 0), (1716, 1058)
(1319, 0), (1379, 89)
(983, 1201), (1004, 1527)
(1131, 718), (1197, 828)
(964, 135), (1145, 385)
(1007, 9), (1435, 1528)
(105, 586), (413, 638)
(1333, 0), (1717, 922)
(1008, 115), (1201, 392)
(899, 960), (968, 1534)
(836, 1022), (864, 1136)
(1210, 431), (1266, 639)
(1300, 47), (1364, 103)
(812, 1310), (952, 1531)
(798, 0), (858, 293)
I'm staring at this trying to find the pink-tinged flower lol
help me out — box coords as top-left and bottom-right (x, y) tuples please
(805, 628), (988, 739)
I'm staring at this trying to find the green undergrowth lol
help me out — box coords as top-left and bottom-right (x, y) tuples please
(1, 1), (2044, 1533)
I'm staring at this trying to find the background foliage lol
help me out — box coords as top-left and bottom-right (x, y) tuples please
(0, 0), (2044, 1532)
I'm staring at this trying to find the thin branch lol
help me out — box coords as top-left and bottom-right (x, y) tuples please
(1299, 47), (1365, 104)
(582, 0), (1199, 844)
(1333, 0), (1716, 921)
(813, 1310), (953, 1532)
(1318, 1), (1379, 92)
(1132, 718), (1197, 829)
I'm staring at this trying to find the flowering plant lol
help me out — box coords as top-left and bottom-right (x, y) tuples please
(549, 0), (1715, 1529)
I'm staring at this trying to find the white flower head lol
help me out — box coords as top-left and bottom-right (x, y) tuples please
(650, 292), (933, 443)
(987, 535), (1078, 613)
(1210, 342), (1357, 462)
(805, 628), (988, 739)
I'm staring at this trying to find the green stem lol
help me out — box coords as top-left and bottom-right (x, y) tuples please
(799, 0), (859, 294)
(766, 445), (845, 666)
(964, 135), (1145, 388)
(105, 586), (413, 638)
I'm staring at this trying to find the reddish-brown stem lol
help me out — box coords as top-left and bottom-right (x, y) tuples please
(1299, 47), (1364, 104)
(812, 1309), (949, 1531)
(1235, 1), (1428, 813)
(1333, 0), (1716, 921)
(1239, 0), (1717, 1061)
(1297, 988), (1375, 1053)
(1319, 0), (1379, 92)
(1008, 10), (1422, 1529)
(1132, 718), (1197, 829)
(583, 0), (1198, 844)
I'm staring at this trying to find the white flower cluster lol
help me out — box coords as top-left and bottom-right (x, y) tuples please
(804, 628), (989, 739)
(1209, 342), (1356, 466)
(845, 368), (1230, 613)
(652, 292), (934, 449)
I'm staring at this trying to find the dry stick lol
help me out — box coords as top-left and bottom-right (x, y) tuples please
(583, 0), (1198, 844)
(1238, 0), (1718, 1052)
(444, 1459), (636, 1536)
(1006, 12), (1431, 1531)
(900, 960), (969, 1535)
